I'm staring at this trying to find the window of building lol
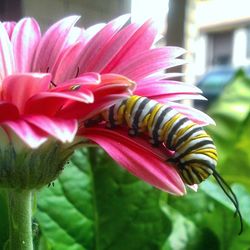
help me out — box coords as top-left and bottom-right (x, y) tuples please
(207, 31), (233, 67)
(246, 26), (250, 58)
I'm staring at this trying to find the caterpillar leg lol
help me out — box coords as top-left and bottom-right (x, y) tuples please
(148, 137), (161, 147)
(84, 115), (102, 127)
(128, 128), (138, 136)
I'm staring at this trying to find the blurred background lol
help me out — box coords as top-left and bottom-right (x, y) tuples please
(2, 0), (250, 108)
(1, 0), (250, 249)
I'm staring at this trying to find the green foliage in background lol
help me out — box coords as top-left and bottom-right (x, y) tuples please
(35, 148), (171, 250)
(0, 70), (250, 250)
(206, 70), (250, 189)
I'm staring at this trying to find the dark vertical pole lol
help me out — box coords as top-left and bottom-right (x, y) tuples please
(166, 0), (187, 75)
(0, 0), (22, 21)
(166, 0), (187, 47)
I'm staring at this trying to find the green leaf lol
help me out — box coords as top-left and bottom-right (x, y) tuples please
(35, 148), (171, 250)
(168, 181), (250, 250)
(201, 181), (250, 226)
(204, 70), (250, 250)
(35, 149), (94, 250)
(207, 70), (250, 187)
(161, 194), (218, 250)
(200, 182), (250, 250)
(167, 189), (220, 250)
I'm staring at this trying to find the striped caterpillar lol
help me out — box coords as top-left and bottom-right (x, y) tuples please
(86, 95), (243, 234)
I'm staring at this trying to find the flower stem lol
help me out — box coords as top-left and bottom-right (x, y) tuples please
(7, 189), (33, 250)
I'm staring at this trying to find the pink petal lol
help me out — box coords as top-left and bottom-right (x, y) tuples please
(24, 89), (93, 116)
(65, 26), (84, 44)
(50, 27), (87, 81)
(167, 101), (215, 126)
(111, 47), (186, 81)
(2, 119), (47, 148)
(3, 21), (16, 38)
(81, 22), (140, 73)
(102, 19), (158, 73)
(2, 73), (51, 113)
(0, 22), (15, 83)
(100, 73), (135, 85)
(77, 14), (131, 73)
(55, 72), (101, 86)
(51, 42), (85, 83)
(55, 74), (134, 119)
(25, 115), (77, 143)
(161, 72), (185, 79)
(83, 127), (186, 195)
(43, 88), (94, 102)
(135, 81), (202, 96)
(0, 101), (19, 122)
(85, 23), (106, 39)
(11, 18), (41, 73)
(24, 94), (68, 116)
(151, 94), (206, 102)
(58, 93), (130, 120)
(77, 72), (101, 82)
(24, 73), (103, 115)
(139, 72), (185, 83)
(93, 73), (135, 93)
(33, 16), (80, 72)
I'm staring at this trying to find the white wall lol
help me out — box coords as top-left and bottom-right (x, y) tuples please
(194, 34), (207, 76)
(232, 28), (250, 67)
(196, 0), (250, 30)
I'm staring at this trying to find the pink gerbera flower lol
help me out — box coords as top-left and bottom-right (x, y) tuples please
(0, 15), (212, 194)
(0, 16), (134, 189)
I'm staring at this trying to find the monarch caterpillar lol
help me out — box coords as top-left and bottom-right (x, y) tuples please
(87, 95), (243, 234)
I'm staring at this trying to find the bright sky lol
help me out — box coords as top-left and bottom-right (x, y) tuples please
(131, 0), (169, 33)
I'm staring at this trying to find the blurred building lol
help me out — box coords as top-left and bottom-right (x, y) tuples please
(3, 0), (248, 83)
(0, 0), (131, 29)
(185, 0), (250, 82)
(0, 0), (170, 32)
